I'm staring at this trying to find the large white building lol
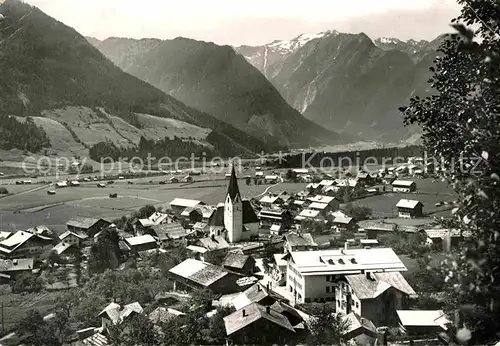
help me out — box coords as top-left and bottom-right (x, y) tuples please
(209, 167), (259, 243)
(284, 247), (408, 305)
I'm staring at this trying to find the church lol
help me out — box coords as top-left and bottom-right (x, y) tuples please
(209, 166), (259, 243)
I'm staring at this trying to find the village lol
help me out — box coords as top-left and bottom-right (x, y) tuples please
(0, 157), (468, 345)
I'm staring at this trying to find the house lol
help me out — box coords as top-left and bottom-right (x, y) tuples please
(169, 258), (244, 294)
(272, 254), (288, 286)
(332, 215), (358, 235)
(356, 172), (373, 186)
(152, 222), (188, 248)
(294, 209), (322, 223)
(222, 252), (256, 276)
(338, 271), (417, 326)
(59, 230), (89, 248)
(342, 313), (378, 346)
(135, 212), (170, 232)
(194, 235), (230, 264)
(149, 307), (185, 325)
(66, 217), (111, 237)
(306, 195), (340, 212)
(264, 175), (279, 184)
(270, 224), (282, 235)
(382, 174), (397, 185)
(169, 176), (179, 183)
(180, 207), (202, 223)
(231, 282), (279, 310)
(170, 198), (203, 215)
(98, 302), (143, 330)
(183, 175), (194, 183)
(196, 205), (217, 223)
(258, 208), (293, 229)
(283, 233), (318, 253)
(292, 168), (309, 175)
(397, 310), (450, 336)
(284, 247), (407, 305)
(208, 167), (259, 243)
(223, 303), (295, 344)
(308, 202), (331, 216)
(124, 234), (158, 253)
(359, 221), (397, 240)
(0, 258), (35, 279)
(396, 199), (424, 218)
(259, 195), (284, 208)
(51, 242), (79, 257)
(0, 231), (53, 259)
(392, 180), (417, 193)
(422, 228), (467, 250)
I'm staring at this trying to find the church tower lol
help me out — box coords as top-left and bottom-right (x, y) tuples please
(224, 165), (243, 243)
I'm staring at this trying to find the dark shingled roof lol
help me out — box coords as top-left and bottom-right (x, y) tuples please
(227, 166), (241, 201)
(210, 205), (225, 227)
(198, 236), (229, 251)
(222, 253), (253, 269)
(224, 302), (295, 336)
(345, 272), (416, 299)
(152, 222), (187, 240)
(284, 233), (317, 247)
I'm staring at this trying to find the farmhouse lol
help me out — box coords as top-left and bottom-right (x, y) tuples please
(169, 177), (179, 183)
(136, 212), (170, 231)
(283, 232), (318, 253)
(52, 242), (79, 257)
(295, 209), (321, 223)
(338, 271), (417, 326)
(396, 199), (424, 218)
(152, 222), (188, 248)
(265, 175), (279, 184)
(0, 258), (35, 279)
(170, 198), (203, 215)
(231, 283), (280, 310)
(0, 231), (53, 259)
(222, 252), (256, 276)
(332, 215), (358, 234)
(306, 195), (340, 212)
(292, 168), (309, 175)
(208, 167), (259, 243)
(124, 234), (158, 253)
(342, 312), (378, 346)
(98, 302), (143, 330)
(360, 222), (397, 239)
(422, 228), (468, 250)
(284, 247), (407, 305)
(66, 217), (111, 237)
(259, 195), (284, 208)
(169, 258), (244, 294)
(392, 180), (417, 193)
(193, 222), (209, 234)
(196, 205), (217, 223)
(258, 208), (292, 229)
(58, 231), (89, 248)
(180, 207), (202, 223)
(223, 303), (295, 344)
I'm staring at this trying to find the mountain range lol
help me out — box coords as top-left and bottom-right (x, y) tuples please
(234, 32), (444, 142)
(88, 36), (344, 148)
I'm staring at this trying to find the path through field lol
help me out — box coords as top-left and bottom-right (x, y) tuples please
(254, 182), (280, 198)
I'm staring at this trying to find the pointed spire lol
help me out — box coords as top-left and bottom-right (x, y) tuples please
(227, 165), (241, 201)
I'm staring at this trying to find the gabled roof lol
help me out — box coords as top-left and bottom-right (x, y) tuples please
(196, 205), (217, 219)
(149, 307), (185, 324)
(345, 272), (416, 299)
(392, 180), (415, 187)
(343, 313), (377, 336)
(224, 303), (295, 336)
(66, 217), (102, 229)
(181, 207), (200, 217)
(79, 332), (108, 346)
(137, 212), (169, 227)
(285, 233), (317, 248)
(307, 195), (337, 204)
(52, 242), (74, 255)
(359, 221), (396, 232)
(397, 310), (450, 330)
(298, 209), (320, 218)
(59, 230), (88, 240)
(259, 195), (283, 204)
(232, 283), (273, 310)
(424, 228), (464, 239)
(333, 215), (354, 225)
(242, 200), (259, 224)
(198, 236), (229, 251)
(227, 166), (241, 201)
(169, 258), (229, 287)
(0, 258), (34, 272)
(396, 199), (423, 209)
(222, 253), (253, 269)
(0, 231), (52, 254)
(193, 222), (208, 230)
(308, 202), (329, 210)
(125, 234), (157, 247)
(98, 302), (143, 325)
(152, 222), (187, 240)
(170, 198), (202, 208)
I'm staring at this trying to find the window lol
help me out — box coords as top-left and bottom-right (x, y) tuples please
(326, 286), (330, 293)
(356, 302), (359, 308)
(326, 275), (330, 282)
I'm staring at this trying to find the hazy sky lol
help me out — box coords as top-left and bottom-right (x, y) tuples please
(22, 0), (461, 46)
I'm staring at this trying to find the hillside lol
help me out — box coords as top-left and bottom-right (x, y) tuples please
(0, 0), (273, 157)
(235, 31), (445, 143)
(89, 36), (345, 148)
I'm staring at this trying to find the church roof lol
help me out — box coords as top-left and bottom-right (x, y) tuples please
(227, 166), (241, 201)
(209, 200), (259, 227)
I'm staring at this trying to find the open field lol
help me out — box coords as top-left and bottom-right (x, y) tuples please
(0, 178), (308, 232)
(0, 290), (69, 332)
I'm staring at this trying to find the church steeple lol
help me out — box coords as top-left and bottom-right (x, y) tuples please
(227, 165), (241, 201)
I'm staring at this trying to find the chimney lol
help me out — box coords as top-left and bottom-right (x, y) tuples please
(242, 309), (246, 317)
(266, 306), (271, 314)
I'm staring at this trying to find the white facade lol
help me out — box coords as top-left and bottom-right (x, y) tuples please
(225, 193), (243, 244)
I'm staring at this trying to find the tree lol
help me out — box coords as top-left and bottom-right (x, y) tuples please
(52, 292), (78, 343)
(16, 310), (60, 346)
(12, 273), (44, 293)
(301, 219), (325, 233)
(285, 169), (297, 181)
(399, 1), (500, 343)
(344, 203), (373, 221)
(108, 313), (160, 346)
(88, 228), (121, 274)
(262, 246), (276, 273)
(307, 303), (351, 345)
(245, 177), (251, 185)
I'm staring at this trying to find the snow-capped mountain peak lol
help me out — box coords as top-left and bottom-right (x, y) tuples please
(267, 30), (338, 54)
